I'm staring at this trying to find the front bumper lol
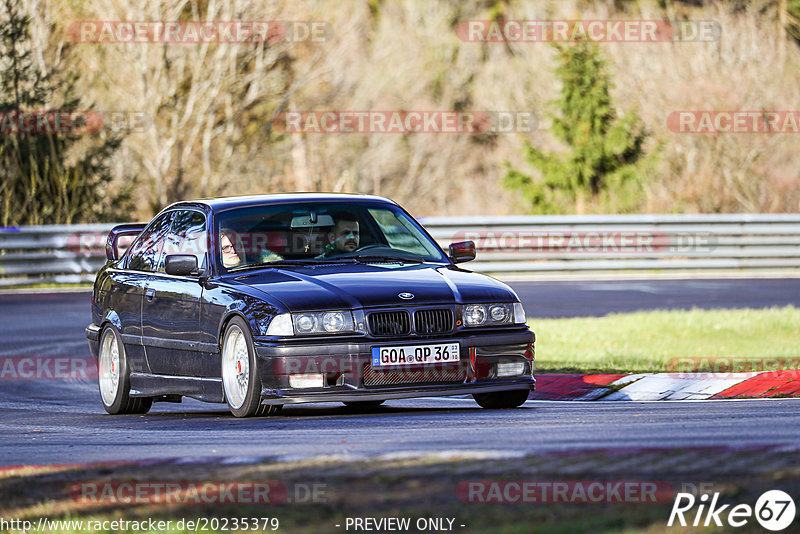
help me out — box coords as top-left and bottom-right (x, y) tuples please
(254, 328), (535, 405)
(86, 323), (101, 360)
(258, 380), (534, 405)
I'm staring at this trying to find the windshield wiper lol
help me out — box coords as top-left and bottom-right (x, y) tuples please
(229, 261), (306, 272)
(228, 255), (423, 272)
(228, 258), (357, 272)
(351, 254), (423, 264)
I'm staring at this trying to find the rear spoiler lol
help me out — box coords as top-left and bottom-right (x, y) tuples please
(106, 223), (146, 261)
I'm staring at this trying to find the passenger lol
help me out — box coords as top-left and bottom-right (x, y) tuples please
(220, 229), (243, 268)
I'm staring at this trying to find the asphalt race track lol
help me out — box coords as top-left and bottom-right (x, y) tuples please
(511, 277), (800, 318)
(1, 278), (799, 467)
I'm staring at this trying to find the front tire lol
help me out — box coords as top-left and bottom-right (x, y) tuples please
(473, 389), (530, 409)
(98, 325), (152, 414)
(221, 317), (280, 417)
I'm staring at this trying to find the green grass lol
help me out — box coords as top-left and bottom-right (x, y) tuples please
(530, 306), (800, 374)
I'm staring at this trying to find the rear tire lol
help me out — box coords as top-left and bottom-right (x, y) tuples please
(98, 325), (152, 414)
(473, 389), (530, 409)
(221, 316), (280, 417)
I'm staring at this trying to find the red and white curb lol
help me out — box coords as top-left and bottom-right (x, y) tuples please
(530, 370), (800, 401)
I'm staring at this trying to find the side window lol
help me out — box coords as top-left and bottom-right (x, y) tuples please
(163, 210), (208, 272)
(126, 212), (173, 272)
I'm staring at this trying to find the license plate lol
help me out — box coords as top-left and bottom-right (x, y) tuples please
(371, 343), (460, 368)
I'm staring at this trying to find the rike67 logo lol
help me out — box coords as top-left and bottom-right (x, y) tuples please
(669, 490), (796, 531)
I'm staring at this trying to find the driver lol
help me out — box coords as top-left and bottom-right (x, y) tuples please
(319, 213), (360, 257)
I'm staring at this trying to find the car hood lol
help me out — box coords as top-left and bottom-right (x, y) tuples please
(227, 263), (518, 311)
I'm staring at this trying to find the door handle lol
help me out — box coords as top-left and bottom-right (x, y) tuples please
(145, 288), (155, 302)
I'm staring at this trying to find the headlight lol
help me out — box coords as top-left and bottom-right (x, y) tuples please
(292, 310), (355, 335)
(322, 311), (346, 332)
(263, 311), (356, 336)
(295, 313), (316, 333)
(464, 305), (487, 325)
(462, 303), (515, 327)
(490, 304), (509, 322)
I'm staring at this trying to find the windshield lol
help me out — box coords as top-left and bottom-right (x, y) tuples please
(215, 201), (447, 272)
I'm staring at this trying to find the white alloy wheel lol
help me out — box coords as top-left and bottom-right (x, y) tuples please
(99, 328), (121, 407)
(222, 324), (250, 410)
(97, 325), (151, 414)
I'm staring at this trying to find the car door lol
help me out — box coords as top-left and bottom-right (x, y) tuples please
(141, 209), (213, 377)
(114, 211), (174, 373)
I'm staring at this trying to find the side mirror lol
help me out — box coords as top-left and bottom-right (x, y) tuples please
(448, 241), (476, 263)
(165, 254), (198, 276)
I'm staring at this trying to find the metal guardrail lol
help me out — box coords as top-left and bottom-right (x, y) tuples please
(421, 214), (800, 274)
(0, 224), (112, 286)
(1, 215), (800, 286)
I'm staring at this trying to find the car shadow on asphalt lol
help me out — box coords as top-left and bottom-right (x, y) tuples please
(134, 401), (535, 420)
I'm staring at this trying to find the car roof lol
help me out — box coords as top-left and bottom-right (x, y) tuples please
(165, 192), (398, 213)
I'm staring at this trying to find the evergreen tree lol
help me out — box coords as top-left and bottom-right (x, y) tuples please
(0, 0), (130, 226)
(504, 41), (647, 214)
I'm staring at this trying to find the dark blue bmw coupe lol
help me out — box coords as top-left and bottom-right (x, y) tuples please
(86, 194), (535, 417)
